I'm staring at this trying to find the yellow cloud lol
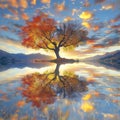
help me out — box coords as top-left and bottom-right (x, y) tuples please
(82, 94), (92, 101)
(82, 21), (91, 29)
(79, 11), (93, 20)
(19, 0), (28, 9)
(31, 0), (36, 5)
(41, 0), (51, 4)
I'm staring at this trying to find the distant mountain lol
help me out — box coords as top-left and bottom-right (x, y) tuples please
(86, 50), (120, 70)
(0, 50), (51, 71)
(0, 49), (51, 61)
(87, 50), (120, 61)
(98, 50), (120, 70)
(94, 50), (120, 62)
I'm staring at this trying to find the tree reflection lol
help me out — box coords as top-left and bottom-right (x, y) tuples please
(21, 63), (88, 108)
(22, 73), (56, 107)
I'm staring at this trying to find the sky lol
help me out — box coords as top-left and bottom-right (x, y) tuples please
(0, 0), (120, 59)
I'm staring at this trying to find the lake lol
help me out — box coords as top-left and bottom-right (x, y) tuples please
(0, 62), (120, 120)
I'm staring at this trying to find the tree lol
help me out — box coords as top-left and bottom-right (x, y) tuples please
(21, 12), (88, 59)
(21, 63), (88, 108)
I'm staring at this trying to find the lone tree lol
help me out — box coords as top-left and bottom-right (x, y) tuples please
(21, 12), (88, 59)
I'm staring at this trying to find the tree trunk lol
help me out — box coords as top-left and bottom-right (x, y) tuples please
(54, 47), (61, 59)
(54, 63), (60, 75)
(54, 63), (66, 97)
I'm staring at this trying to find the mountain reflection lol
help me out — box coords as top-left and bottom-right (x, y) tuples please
(21, 63), (88, 108)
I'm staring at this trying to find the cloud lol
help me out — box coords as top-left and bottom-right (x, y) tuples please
(83, 1), (90, 7)
(110, 14), (120, 23)
(54, 1), (66, 12)
(104, 38), (120, 46)
(94, 0), (106, 4)
(92, 36), (120, 50)
(41, 0), (51, 4)
(81, 22), (102, 31)
(101, 3), (115, 10)
(2, 0), (28, 9)
(72, 9), (78, 16)
(86, 39), (96, 45)
(79, 11), (93, 20)
(0, 38), (52, 56)
(3, 14), (19, 20)
(0, 3), (8, 9)
(92, 44), (105, 49)
(99, 45), (120, 53)
(21, 13), (29, 20)
(92, 25), (100, 31)
(0, 38), (24, 52)
(82, 22), (91, 29)
(8, 0), (19, 8)
(8, 7), (18, 15)
(19, 0), (28, 9)
(64, 16), (73, 22)
(31, 0), (37, 5)
(111, 25), (120, 29)
(0, 26), (9, 31)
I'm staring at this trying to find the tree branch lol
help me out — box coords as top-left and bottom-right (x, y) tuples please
(42, 40), (55, 50)
(40, 28), (57, 47)
(58, 24), (67, 47)
(60, 29), (75, 46)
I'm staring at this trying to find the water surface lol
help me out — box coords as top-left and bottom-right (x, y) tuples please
(0, 62), (120, 120)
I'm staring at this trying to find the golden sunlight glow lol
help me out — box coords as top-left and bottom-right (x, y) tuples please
(1, 38), (120, 60)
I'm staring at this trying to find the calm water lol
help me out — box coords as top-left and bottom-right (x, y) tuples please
(0, 62), (120, 120)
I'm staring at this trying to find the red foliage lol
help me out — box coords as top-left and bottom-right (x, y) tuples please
(21, 73), (56, 108)
(21, 13), (56, 49)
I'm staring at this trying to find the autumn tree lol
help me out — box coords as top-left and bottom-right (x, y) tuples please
(21, 12), (88, 59)
(21, 64), (88, 107)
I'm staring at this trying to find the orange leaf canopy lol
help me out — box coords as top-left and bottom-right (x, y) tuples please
(21, 13), (56, 49)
